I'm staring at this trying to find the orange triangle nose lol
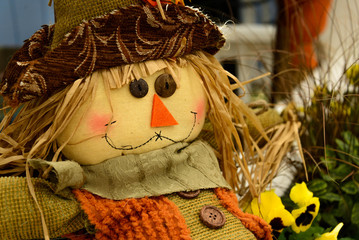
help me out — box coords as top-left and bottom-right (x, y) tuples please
(151, 94), (178, 127)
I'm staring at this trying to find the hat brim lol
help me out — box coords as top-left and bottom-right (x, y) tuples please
(1, 4), (225, 106)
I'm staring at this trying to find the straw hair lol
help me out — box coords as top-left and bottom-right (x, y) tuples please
(0, 51), (267, 191)
(235, 106), (305, 206)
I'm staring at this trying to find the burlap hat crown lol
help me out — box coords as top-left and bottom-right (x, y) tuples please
(1, 0), (225, 106)
(51, 0), (142, 48)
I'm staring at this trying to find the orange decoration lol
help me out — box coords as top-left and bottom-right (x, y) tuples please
(141, 0), (185, 7)
(214, 188), (273, 240)
(284, 0), (332, 69)
(73, 189), (192, 240)
(151, 94), (178, 128)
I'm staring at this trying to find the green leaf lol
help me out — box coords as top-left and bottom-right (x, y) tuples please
(330, 164), (353, 180)
(332, 206), (345, 218)
(344, 224), (359, 239)
(308, 179), (328, 193)
(335, 139), (348, 152)
(312, 188), (327, 196)
(342, 131), (359, 147)
(351, 202), (359, 225)
(316, 212), (322, 222)
(321, 212), (339, 226)
(337, 194), (354, 219)
(278, 225), (324, 240)
(335, 132), (359, 164)
(296, 226), (325, 240)
(354, 172), (359, 183)
(341, 181), (359, 195)
(321, 172), (335, 182)
(281, 195), (297, 210)
(320, 192), (342, 202)
(335, 139), (355, 162)
(334, 195), (353, 219)
(320, 156), (337, 171)
(325, 146), (338, 158)
(333, 195), (353, 219)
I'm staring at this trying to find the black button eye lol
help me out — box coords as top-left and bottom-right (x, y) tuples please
(130, 78), (148, 98)
(155, 74), (177, 98)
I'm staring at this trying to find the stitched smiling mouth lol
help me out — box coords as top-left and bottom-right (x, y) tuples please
(103, 111), (197, 151)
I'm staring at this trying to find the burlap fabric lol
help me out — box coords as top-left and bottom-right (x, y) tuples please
(168, 190), (257, 240)
(1, 2), (225, 106)
(0, 177), (84, 240)
(52, 0), (142, 48)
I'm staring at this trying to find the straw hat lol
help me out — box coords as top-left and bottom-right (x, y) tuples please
(0, 0), (225, 106)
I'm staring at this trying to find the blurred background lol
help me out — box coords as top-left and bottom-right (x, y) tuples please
(0, 0), (54, 76)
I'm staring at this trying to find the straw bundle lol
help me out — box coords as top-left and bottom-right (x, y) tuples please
(236, 104), (305, 206)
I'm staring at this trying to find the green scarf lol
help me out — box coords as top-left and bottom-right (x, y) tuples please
(30, 140), (231, 200)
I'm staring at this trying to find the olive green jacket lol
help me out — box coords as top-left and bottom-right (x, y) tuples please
(0, 141), (257, 240)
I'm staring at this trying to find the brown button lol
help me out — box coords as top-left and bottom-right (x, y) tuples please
(177, 190), (201, 199)
(155, 73), (177, 98)
(129, 78), (148, 98)
(200, 205), (226, 229)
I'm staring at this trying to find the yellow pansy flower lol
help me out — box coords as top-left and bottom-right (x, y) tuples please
(249, 190), (295, 232)
(315, 223), (344, 240)
(291, 197), (320, 233)
(289, 182), (320, 233)
(267, 208), (295, 232)
(290, 182), (313, 207)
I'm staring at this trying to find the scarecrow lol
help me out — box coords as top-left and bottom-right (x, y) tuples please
(0, 0), (272, 239)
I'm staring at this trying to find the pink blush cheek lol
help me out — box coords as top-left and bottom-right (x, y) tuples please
(195, 99), (207, 123)
(87, 113), (112, 135)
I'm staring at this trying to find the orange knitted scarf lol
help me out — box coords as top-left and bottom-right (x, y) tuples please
(71, 188), (272, 240)
(72, 189), (192, 240)
(214, 188), (273, 240)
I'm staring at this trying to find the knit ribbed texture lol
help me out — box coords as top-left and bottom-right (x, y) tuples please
(214, 188), (273, 240)
(73, 189), (192, 240)
(168, 189), (257, 240)
(0, 177), (84, 240)
(73, 188), (266, 240)
(52, 0), (141, 48)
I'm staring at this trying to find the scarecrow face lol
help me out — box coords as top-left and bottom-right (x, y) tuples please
(57, 64), (208, 165)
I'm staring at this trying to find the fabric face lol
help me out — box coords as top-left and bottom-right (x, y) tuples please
(56, 64), (208, 165)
